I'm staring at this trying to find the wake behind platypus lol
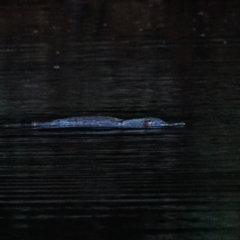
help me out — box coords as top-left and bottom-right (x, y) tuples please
(31, 116), (185, 129)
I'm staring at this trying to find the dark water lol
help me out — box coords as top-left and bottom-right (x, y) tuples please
(1, 1), (240, 239)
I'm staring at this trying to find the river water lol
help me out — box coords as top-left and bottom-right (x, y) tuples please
(1, 1), (240, 239)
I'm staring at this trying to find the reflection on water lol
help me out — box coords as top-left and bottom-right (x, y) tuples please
(1, 124), (240, 239)
(1, 0), (240, 239)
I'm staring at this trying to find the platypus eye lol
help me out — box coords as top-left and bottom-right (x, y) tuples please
(143, 120), (153, 128)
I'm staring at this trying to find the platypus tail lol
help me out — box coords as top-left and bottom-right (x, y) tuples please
(3, 123), (30, 128)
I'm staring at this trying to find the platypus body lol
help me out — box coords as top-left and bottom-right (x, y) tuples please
(31, 116), (185, 129)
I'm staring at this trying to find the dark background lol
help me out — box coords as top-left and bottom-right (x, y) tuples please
(0, 0), (240, 239)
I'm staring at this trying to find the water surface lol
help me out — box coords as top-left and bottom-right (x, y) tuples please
(1, 1), (240, 239)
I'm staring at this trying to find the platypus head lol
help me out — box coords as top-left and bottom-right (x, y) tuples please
(122, 118), (167, 128)
(143, 118), (168, 128)
(122, 118), (185, 128)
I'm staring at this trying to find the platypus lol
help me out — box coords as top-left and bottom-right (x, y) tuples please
(31, 116), (185, 129)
